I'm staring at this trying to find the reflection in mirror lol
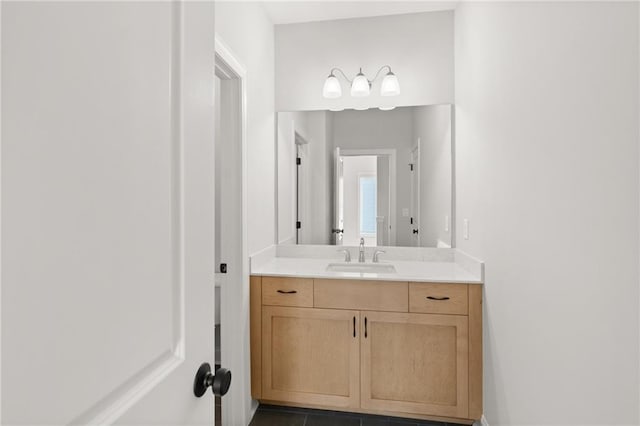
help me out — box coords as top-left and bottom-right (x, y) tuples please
(277, 105), (453, 248)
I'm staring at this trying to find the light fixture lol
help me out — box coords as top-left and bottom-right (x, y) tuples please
(350, 68), (371, 97)
(322, 71), (342, 98)
(380, 71), (400, 96)
(322, 65), (400, 99)
(379, 106), (396, 111)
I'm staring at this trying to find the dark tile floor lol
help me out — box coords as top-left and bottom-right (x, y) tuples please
(249, 404), (468, 426)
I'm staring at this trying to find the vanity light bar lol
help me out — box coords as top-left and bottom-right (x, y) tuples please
(323, 65), (400, 99)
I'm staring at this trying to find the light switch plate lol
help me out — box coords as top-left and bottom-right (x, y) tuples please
(402, 208), (409, 217)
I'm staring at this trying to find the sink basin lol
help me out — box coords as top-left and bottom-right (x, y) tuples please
(326, 263), (397, 274)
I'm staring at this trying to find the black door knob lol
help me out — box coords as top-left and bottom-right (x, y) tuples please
(193, 362), (231, 398)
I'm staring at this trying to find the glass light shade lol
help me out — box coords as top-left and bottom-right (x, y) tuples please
(380, 72), (400, 96)
(379, 106), (396, 111)
(323, 75), (342, 99)
(350, 72), (371, 97)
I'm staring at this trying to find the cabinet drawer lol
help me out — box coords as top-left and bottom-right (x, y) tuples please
(262, 277), (313, 307)
(314, 279), (408, 312)
(409, 283), (468, 315)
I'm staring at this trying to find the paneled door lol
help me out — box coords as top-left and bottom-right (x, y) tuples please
(262, 306), (360, 409)
(409, 144), (421, 246)
(333, 147), (344, 245)
(361, 312), (469, 419)
(2, 2), (218, 424)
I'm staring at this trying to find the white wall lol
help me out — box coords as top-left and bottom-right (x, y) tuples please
(277, 111), (333, 244)
(413, 105), (452, 247)
(455, 2), (639, 425)
(276, 111), (297, 244)
(216, 1), (275, 256)
(275, 11), (454, 111)
(301, 111), (333, 244)
(332, 108), (414, 245)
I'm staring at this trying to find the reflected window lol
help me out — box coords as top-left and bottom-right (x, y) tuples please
(359, 175), (377, 236)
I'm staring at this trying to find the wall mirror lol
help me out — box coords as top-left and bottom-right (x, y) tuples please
(276, 104), (454, 248)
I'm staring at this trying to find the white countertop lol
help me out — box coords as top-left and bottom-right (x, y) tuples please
(250, 246), (484, 284)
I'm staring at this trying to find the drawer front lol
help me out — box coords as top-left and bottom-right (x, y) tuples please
(314, 279), (408, 312)
(409, 283), (468, 315)
(262, 277), (313, 307)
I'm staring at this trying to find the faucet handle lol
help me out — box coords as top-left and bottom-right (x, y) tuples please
(337, 249), (351, 262)
(372, 250), (386, 263)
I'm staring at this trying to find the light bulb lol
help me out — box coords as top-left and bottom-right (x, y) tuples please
(350, 69), (370, 97)
(323, 74), (342, 99)
(380, 72), (400, 96)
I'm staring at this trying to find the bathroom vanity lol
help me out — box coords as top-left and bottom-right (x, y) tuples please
(250, 246), (484, 425)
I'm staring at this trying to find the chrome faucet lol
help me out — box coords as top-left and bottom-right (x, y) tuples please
(372, 250), (386, 263)
(359, 238), (365, 263)
(338, 248), (351, 262)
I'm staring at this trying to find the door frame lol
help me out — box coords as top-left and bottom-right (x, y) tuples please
(214, 35), (251, 426)
(339, 149), (396, 246)
(295, 134), (310, 245)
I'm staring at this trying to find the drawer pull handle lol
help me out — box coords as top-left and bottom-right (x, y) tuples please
(277, 290), (297, 294)
(427, 296), (450, 301)
(353, 316), (356, 338)
(364, 317), (368, 338)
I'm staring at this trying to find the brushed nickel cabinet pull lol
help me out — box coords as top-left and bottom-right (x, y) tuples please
(427, 296), (450, 301)
(277, 290), (297, 294)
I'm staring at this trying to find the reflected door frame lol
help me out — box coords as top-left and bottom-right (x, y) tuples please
(339, 149), (396, 246)
(410, 142), (421, 247)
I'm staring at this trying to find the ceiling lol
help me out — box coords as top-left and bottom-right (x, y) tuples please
(260, 1), (459, 25)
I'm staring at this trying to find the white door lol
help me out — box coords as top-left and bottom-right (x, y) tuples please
(296, 142), (309, 244)
(333, 148), (344, 245)
(2, 2), (219, 424)
(410, 144), (421, 247)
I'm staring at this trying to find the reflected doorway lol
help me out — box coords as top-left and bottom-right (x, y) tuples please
(334, 149), (396, 246)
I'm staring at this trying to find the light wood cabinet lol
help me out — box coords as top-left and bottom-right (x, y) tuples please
(251, 276), (483, 424)
(360, 311), (468, 418)
(261, 306), (360, 409)
(409, 282), (468, 315)
(262, 276), (314, 307)
(314, 279), (408, 312)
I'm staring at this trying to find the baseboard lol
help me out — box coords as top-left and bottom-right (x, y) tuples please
(473, 414), (489, 426)
(248, 399), (259, 423)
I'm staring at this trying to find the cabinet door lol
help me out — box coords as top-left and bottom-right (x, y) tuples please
(361, 312), (469, 418)
(262, 306), (360, 408)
